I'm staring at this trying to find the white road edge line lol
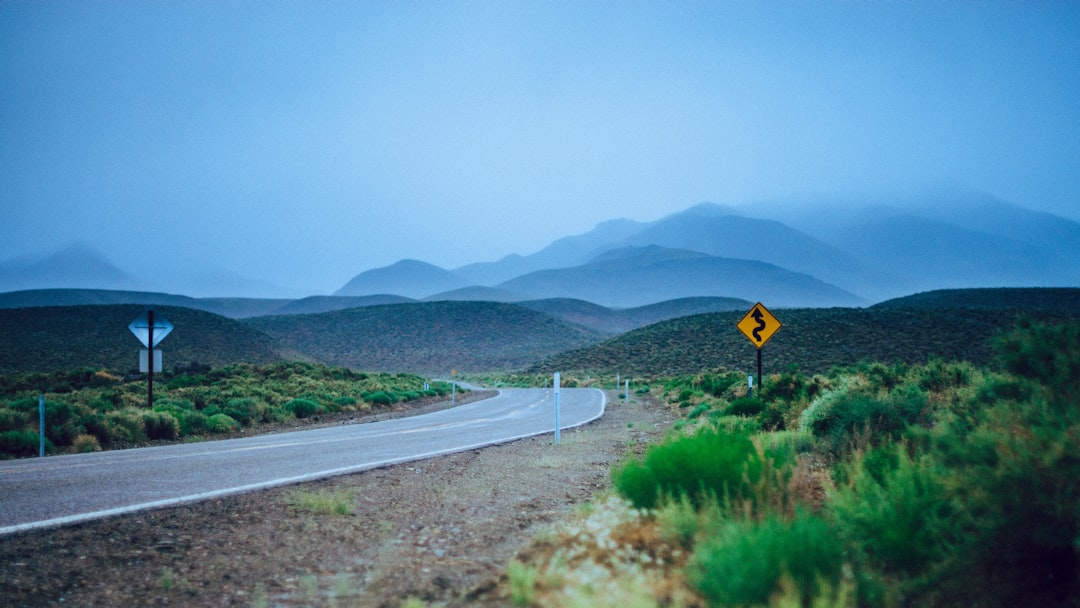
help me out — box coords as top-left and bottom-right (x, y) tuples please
(0, 388), (606, 536)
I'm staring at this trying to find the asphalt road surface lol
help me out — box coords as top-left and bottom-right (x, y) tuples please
(0, 387), (605, 535)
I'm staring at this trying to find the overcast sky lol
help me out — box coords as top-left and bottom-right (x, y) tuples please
(2, 1), (1078, 295)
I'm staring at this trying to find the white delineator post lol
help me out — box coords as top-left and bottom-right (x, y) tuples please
(553, 372), (561, 445)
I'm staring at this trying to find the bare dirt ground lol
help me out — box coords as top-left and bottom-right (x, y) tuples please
(0, 390), (675, 607)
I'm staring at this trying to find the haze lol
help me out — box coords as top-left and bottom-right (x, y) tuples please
(2, 1), (1078, 296)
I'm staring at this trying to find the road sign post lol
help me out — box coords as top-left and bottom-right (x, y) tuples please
(129, 310), (173, 409)
(736, 302), (782, 396)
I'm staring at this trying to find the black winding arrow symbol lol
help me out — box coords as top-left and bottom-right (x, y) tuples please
(751, 307), (767, 343)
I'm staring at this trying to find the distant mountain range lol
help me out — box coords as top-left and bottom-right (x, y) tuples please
(4, 193), (1078, 307)
(332, 194), (1080, 307)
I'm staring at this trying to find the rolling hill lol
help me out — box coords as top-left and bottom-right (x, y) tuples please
(245, 300), (606, 374)
(531, 288), (1080, 377)
(0, 289), (292, 319)
(0, 305), (285, 374)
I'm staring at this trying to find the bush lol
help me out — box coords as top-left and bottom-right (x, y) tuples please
(142, 410), (179, 440)
(363, 391), (395, 406)
(285, 398), (323, 419)
(801, 382), (927, 455)
(0, 429), (50, 457)
(222, 397), (263, 426)
(0, 407), (28, 433)
(830, 445), (958, 577)
(72, 433), (101, 453)
(727, 396), (763, 417)
(207, 413), (239, 433)
(613, 427), (762, 510)
(107, 408), (147, 443)
(690, 512), (845, 607)
(43, 399), (83, 447)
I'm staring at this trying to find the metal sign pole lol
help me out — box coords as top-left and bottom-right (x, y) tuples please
(39, 394), (45, 457)
(147, 309), (154, 409)
(757, 347), (763, 398)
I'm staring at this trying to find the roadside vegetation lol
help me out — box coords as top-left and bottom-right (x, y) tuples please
(506, 318), (1080, 607)
(0, 361), (457, 458)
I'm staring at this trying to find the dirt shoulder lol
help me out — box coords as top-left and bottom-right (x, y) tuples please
(0, 390), (675, 607)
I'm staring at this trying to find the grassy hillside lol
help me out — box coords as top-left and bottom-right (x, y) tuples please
(0, 305), (285, 374)
(873, 287), (1080, 311)
(519, 296), (750, 335)
(531, 307), (1078, 377)
(246, 300), (604, 374)
(0, 289), (292, 319)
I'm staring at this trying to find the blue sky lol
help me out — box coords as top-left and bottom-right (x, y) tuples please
(2, 1), (1078, 295)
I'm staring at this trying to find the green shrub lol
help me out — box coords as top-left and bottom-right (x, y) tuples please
(830, 445), (958, 577)
(333, 396), (357, 408)
(802, 382), (927, 455)
(690, 512), (844, 607)
(72, 433), (101, 453)
(727, 396), (763, 417)
(207, 413), (239, 433)
(613, 426), (762, 510)
(686, 403), (710, 419)
(694, 370), (740, 397)
(142, 410), (180, 440)
(285, 398), (323, 419)
(363, 391), (395, 406)
(222, 397), (263, 426)
(0, 407), (28, 432)
(0, 429), (50, 457)
(43, 399), (83, 447)
(176, 410), (211, 435)
(107, 408), (147, 443)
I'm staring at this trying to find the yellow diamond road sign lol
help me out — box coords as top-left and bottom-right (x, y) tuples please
(737, 302), (782, 348)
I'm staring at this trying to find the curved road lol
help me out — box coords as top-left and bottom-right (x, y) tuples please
(0, 387), (605, 535)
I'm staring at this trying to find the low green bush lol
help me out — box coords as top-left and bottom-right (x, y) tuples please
(613, 426), (762, 510)
(363, 391), (395, 406)
(142, 410), (179, 440)
(285, 398), (322, 419)
(0, 429), (50, 457)
(207, 413), (239, 433)
(222, 397), (263, 426)
(689, 511), (844, 607)
(72, 433), (101, 453)
(830, 445), (958, 578)
(727, 396), (763, 417)
(107, 408), (147, 443)
(0, 407), (28, 433)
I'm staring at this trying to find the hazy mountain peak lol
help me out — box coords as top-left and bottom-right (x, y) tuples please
(0, 241), (137, 292)
(335, 259), (469, 298)
(675, 201), (742, 218)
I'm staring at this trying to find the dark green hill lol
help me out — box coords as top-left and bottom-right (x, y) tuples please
(531, 307), (1079, 377)
(246, 301), (604, 374)
(0, 305), (285, 374)
(873, 287), (1080, 312)
(269, 294), (415, 316)
(0, 289), (291, 319)
(519, 297), (750, 335)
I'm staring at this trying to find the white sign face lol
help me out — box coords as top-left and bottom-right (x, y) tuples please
(128, 311), (173, 347)
(553, 372), (561, 395)
(139, 349), (163, 373)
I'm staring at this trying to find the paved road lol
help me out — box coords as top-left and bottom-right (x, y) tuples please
(0, 387), (605, 535)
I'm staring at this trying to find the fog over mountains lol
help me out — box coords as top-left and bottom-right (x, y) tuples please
(3, 194), (1078, 308)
